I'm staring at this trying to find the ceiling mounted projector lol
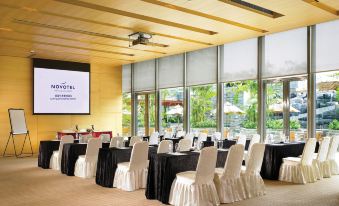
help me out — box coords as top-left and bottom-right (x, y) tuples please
(128, 32), (153, 47)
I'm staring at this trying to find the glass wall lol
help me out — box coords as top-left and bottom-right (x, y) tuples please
(190, 84), (217, 134)
(122, 92), (131, 136)
(136, 93), (155, 136)
(160, 87), (184, 133)
(224, 80), (258, 138)
(315, 71), (339, 138)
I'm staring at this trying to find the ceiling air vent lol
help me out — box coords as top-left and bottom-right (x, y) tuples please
(219, 0), (284, 18)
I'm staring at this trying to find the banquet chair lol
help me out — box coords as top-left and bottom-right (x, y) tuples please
(176, 130), (186, 138)
(177, 139), (192, 152)
(149, 132), (159, 145)
(326, 136), (339, 176)
(184, 133), (194, 146)
(212, 132), (222, 141)
(157, 140), (171, 154)
(214, 144), (245, 203)
(197, 133), (208, 145)
(244, 134), (260, 165)
(164, 131), (173, 139)
(113, 141), (149, 191)
(99, 134), (111, 143)
(50, 135), (74, 170)
(74, 138), (102, 178)
(79, 134), (92, 143)
(240, 143), (265, 199)
(129, 136), (142, 147)
(110, 136), (124, 148)
(313, 137), (331, 179)
(169, 147), (220, 206)
(237, 134), (247, 147)
(279, 138), (317, 184)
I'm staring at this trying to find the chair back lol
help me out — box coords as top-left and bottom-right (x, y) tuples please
(110, 136), (124, 148)
(129, 136), (142, 147)
(317, 137), (331, 162)
(248, 134), (260, 152)
(85, 138), (102, 161)
(221, 144), (244, 178)
(184, 133), (194, 143)
(301, 138), (317, 166)
(157, 140), (171, 154)
(58, 135), (74, 162)
(236, 134), (247, 146)
(176, 131), (186, 138)
(149, 132), (159, 145)
(99, 134), (110, 143)
(79, 134), (92, 143)
(246, 143), (265, 174)
(195, 147), (218, 184)
(327, 136), (339, 161)
(212, 132), (222, 141)
(129, 141), (149, 170)
(177, 139), (191, 152)
(197, 133), (208, 145)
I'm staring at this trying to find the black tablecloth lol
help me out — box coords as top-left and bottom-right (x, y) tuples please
(38, 141), (60, 169)
(222, 139), (250, 150)
(260, 142), (305, 180)
(145, 150), (228, 204)
(61, 142), (109, 176)
(95, 145), (158, 188)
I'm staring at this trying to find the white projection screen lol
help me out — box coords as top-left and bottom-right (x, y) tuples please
(33, 58), (90, 115)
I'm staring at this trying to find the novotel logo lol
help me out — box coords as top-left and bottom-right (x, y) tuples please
(51, 82), (75, 90)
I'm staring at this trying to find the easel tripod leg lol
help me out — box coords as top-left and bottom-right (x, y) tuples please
(2, 133), (12, 156)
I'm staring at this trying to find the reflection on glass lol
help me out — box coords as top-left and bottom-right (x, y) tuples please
(160, 87), (184, 134)
(190, 84), (217, 134)
(266, 82), (284, 141)
(137, 93), (156, 136)
(316, 71), (339, 139)
(122, 93), (131, 136)
(224, 80), (258, 138)
(289, 80), (308, 141)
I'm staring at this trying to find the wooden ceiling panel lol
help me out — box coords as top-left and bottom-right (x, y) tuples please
(0, 0), (338, 65)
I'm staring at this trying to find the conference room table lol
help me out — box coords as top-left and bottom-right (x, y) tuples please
(38, 140), (79, 169)
(222, 139), (250, 150)
(61, 142), (110, 176)
(95, 145), (158, 188)
(145, 149), (229, 204)
(57, 131), (113, 140)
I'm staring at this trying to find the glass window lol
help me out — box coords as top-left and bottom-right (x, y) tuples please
(187, 47), (218, 86)
(263, 28), (307, 78)
(122, 92), (131, 136)
(224, 80), (258, 138)
(315, 19), (339, 72)
(160, 87), (184, 133)
(136, 93), (156, 136)
(122, 64), (131, 93)
(221, 38), (257, 82)
(315, 71), (339, 138)
(190, 84), (217, 134)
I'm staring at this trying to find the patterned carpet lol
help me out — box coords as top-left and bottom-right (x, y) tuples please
(0, 157), (338, 206)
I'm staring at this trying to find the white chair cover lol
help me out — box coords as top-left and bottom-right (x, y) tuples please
(237, 134), (247, 147)
(157, 140), (171, 154)
(197, 133), (208, 145)
(313, 137), (331, 179)
(129, 136), (142, 147)
(214, 144), (245, 203)
(184, 133), (194, 146)
(176, 131), (186, 138)
(110, 136), (124, 148)
(99, 134), (111, 143)
(244, 134), (260, 165)
(326, 136), (339, 175)
(164, 132), (173, 139)
(241, 143), (266, 199)
(177, 139), (192, 152)
(149, 132), (159, 145)
(279, 138), (317, 184)
(50, 135), (74, 170)
(169, 147), (220, 206)
(113, 141), (149, 191)
(79, 134), (92, 143)
(74, 138), (102, 178)
(212, 132), (222, 141)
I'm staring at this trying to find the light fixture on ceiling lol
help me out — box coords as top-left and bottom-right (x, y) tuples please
(128, 32), (155, 47)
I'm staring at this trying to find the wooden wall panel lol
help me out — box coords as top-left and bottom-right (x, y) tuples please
(0, 56), (122, 154)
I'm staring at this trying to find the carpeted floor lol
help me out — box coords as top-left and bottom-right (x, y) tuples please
(0, 157), (338, 206)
